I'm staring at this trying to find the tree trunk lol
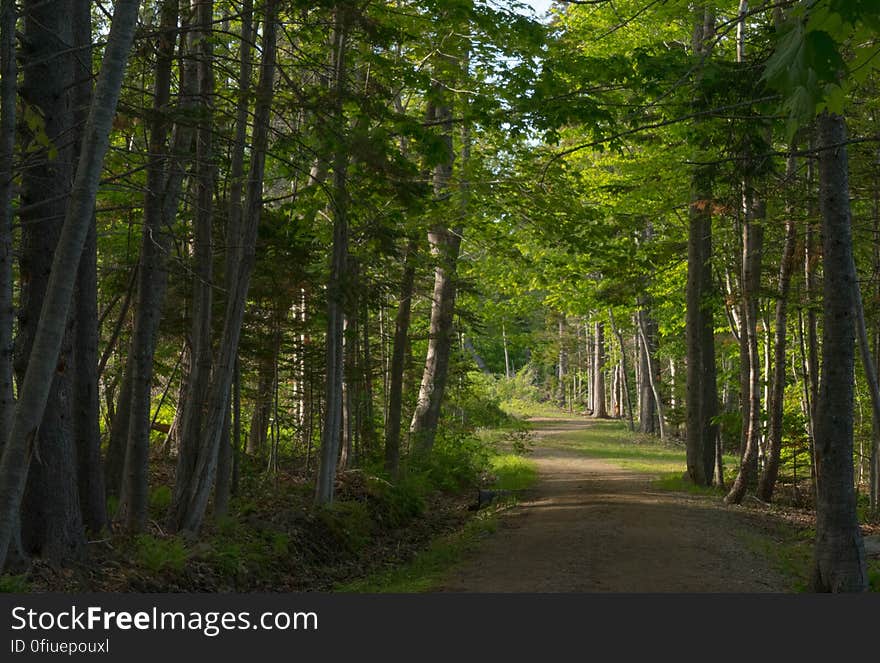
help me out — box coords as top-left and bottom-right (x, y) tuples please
(384, 239), (417, 479)
(557, 315), (567, 407)
(118, 0), (179, 531)
(315, 7), (350, 505)
(0, 0), (16, 447)
(212, 0), (253, 523)
(758, 152), (798, 502)
(609, 311), (634, 432)
(685, 6), (718, 487)
(170, 0), (216, 531)
(170, 0), (277, 533)
(727, 190), (765, 504)
(409, 96), (461, 456)
(637, 311), (665, 439)
(592, 321), (607, 418)
(0, 0), (141, 569)
(248, 355), (274, 457)
(811, 112), (867, 592)
(637, 306), (659, 434)
(14, 0), (83, 563)
(71, 0), (106, 535)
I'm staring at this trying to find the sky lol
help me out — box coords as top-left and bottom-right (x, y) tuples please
(525, 0), (554, 14)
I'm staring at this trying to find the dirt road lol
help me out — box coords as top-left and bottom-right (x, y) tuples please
(439, 417), (789, 592)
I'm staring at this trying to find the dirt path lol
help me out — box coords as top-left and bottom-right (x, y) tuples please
(439, 417), (789, 592)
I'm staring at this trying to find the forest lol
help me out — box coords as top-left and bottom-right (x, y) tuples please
(0, 0), (877, 594)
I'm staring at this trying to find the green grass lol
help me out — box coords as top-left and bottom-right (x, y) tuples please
(335, 513), (500, 593)
(0, 574), (30, 592)
(501, 398), (573, 419)
(490, 454), (538, 491)
(548, 419), (738, 490)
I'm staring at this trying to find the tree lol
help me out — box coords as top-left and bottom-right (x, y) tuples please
(0, 0), (142, 569)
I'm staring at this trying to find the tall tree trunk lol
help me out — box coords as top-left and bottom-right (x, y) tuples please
(170, 0), (278, 533)
(811, 112), (867, 592)
(0, 0), (16, 447)
(409, 94), (462, 457)
(118, 0), (179, 531)
(15, 0), (83, 562)
(557, 315), (567, 407)
(727, 190), (765, 504)
(315, 6), (350, 505)
(71, 0), (106, 534)
(171, 0), (215, 530)
(804, 143), (820, 496)
(685, 5), (717, 487)
(592, 321), (607, 418)
(0, 0), (141, 569)
(609, 311), (634, 432)
(637, 306), (659, 434)
(384, 239), (417, 479)
(637, 311), (665, 439)
(213, 0), (253, 523)
(758, 152), (798, 502)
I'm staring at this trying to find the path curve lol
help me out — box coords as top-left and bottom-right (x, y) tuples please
(439, 417), (788, 592)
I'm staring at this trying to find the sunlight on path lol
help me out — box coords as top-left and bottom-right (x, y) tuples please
(438, 417), (788, 593)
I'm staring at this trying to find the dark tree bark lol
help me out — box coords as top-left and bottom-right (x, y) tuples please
(811, 112), (867, 592)
(171, 0), (278, 533)
(118, 0), (179, 531)
(316, 6), (351, 504)
(71, 0), (106, 534)
(0, 0), (142, 569)
(213, 0), (253, 522)
(247, 355), (274, 457)
(171, 0), (216, 530)
(685, 6), (718, 487)
(384, 240), (417, 478)
(0, 0), (16, 447)
(15, 0), (83, 562)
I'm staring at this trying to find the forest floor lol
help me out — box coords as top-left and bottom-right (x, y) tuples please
(437, 415), (814, 592)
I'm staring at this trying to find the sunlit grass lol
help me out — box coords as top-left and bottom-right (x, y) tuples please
(544, 419), (738, 491)
(490, 454), (538, 491)
(500, 398), (574, 419)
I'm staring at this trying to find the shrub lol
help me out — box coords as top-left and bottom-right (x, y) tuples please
(318, 501), (373, 552)
(133, 535), (189, 574)
(149, 485), (173, 511)
(422, 430), (491, 492)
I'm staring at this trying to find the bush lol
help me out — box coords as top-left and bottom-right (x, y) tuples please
(421, 430), (491, 492)
(443, 371), (512, 433)
(133, 535), (189, 574)
(317, 501), (374, 552)
(366, 474), (426, 528)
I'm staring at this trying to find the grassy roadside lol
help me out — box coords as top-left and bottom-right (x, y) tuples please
(337, 446), (538, 592)
(335, 510), (501, 592)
